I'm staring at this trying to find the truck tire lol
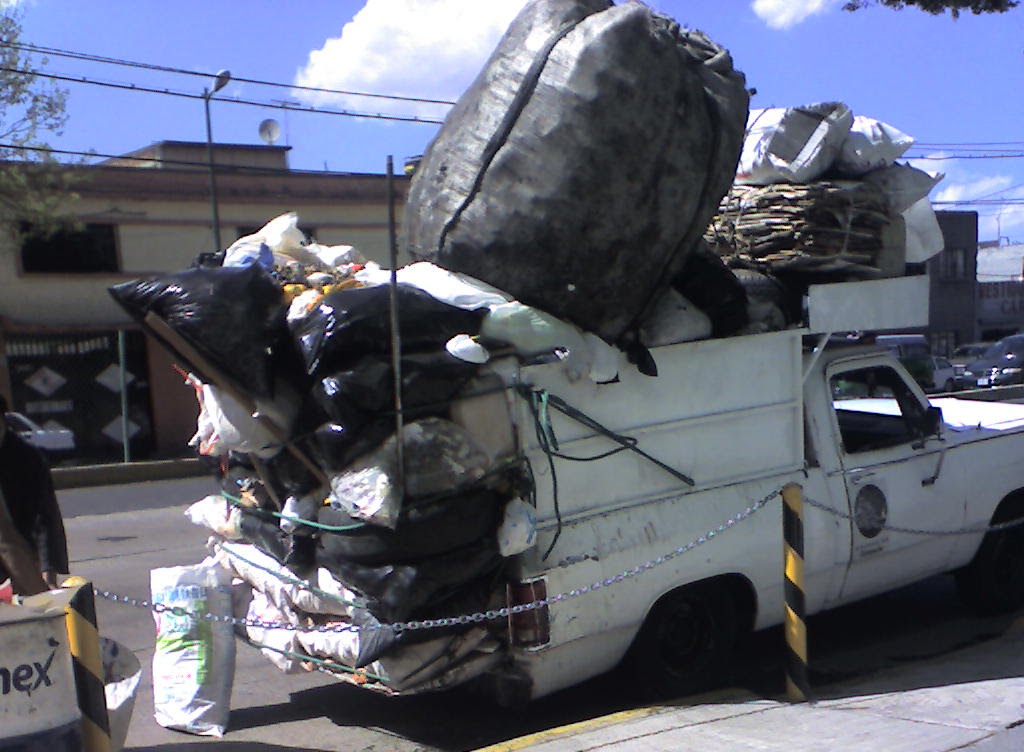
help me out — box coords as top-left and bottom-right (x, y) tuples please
(625, 582), (737, 698)
(954, 505), (1024, 615)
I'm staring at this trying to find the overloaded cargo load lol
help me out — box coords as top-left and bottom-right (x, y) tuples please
(402, 0), (750, 346)
(106, 0), (947, 701)
(108, 208), (638, 695)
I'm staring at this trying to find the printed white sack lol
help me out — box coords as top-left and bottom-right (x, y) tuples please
(737, 102), (853, 185)
(151, 559), (236, 737)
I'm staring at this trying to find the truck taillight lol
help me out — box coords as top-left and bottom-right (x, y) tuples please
(507, 578), (550, 648)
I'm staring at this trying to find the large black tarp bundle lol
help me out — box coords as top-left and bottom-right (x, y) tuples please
(403, 0), (749, 346)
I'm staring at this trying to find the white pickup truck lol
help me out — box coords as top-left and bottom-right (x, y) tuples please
(444, 275), (1024, 702)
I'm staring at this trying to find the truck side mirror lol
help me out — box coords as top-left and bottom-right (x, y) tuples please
(923, 405), (942, 437)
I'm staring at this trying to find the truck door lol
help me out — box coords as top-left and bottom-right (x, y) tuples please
(827, 358), (967, 603)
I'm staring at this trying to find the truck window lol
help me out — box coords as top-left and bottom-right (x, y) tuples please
(830, 365), (930, 454)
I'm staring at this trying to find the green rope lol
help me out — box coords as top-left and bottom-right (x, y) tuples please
(220, 490), (367, 532)
(242, 637), (389, 683)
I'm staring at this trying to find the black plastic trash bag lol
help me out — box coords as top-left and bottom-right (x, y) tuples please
(671, 241), (749, 338)
(316, 351), (480, 423)
(308, 419), (395, 477)
(318, 539), (501, 624)
(317, 488), (504, 566)
(403, 0), (749, 345)
(290, 284), (486, 378)
(109, 264), (286, 398)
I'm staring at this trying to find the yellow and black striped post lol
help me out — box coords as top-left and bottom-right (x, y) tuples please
(61, 576), (112, 752)
(781, 482), (809, 703)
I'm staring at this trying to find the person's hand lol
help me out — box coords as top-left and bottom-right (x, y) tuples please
(41, 570), (59, 589)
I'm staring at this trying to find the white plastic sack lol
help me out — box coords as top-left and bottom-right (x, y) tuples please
(737, 103), (854, 185)
(497, 498), (537, 557)
(102, 637), (141, 752)
(329, 418), (492, 529)
(862, 163), (944, 214)
(903, 196), (945, 263)
(151, 559), (236, 737)
(286, 288), (324, 324)
(446, 333), (491, 364)
(244, 590), (305, 673)
(189, 383), (279, 459)
(224, 212), (317, 265)
(215, 541), (362, 619)
(355, 261), (512, 311)
(185, 495), (243, 540)
(637, 288), (713, 347)
(481, 301), (620, 383)
(307, 242), (366, 269)
(279, 493), (320, 534)
(295, 624), (489, 691)
(835, 115), (914, 177)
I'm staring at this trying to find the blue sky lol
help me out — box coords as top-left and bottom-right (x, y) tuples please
(11, 0), (1024, 242)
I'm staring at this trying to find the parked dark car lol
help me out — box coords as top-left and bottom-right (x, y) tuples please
(961, 335), (1024, 388)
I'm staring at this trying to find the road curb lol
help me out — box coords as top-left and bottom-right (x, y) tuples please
(51, 458), (209, 490)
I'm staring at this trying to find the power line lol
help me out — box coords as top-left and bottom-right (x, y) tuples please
(906, 153), (1024, 160)
(0, 40), (457, 107)
(0, 66), (446, 125)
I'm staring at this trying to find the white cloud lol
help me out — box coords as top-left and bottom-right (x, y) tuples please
(751, 0), (839, 29)
(294, 0), (527, 119)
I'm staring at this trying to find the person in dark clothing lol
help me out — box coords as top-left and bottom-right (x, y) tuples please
(0, 395), (69, 594)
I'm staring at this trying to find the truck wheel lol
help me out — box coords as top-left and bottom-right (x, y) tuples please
(954, 511), (1024, 615)
(943, 378), (955, 393)
(626, 583), (737, 698)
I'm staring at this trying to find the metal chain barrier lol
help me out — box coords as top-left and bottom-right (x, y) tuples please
(803, 494), (1024, 536)
(94, 487), (782, 634)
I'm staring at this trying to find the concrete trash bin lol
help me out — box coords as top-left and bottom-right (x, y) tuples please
(0, 605), (82, 751)
(101, 637), (141, 752)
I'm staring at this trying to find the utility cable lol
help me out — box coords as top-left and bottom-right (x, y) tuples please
(0, 65), (445, 125)
(0, 40), (457, 107)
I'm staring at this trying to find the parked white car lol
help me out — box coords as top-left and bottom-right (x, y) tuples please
(929, 355), (959, 393)
(3, 412), (76, 456)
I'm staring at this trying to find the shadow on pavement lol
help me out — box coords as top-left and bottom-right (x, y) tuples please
(285, 670), (649, 751)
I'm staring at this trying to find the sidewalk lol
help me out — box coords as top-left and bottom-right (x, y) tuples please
(480, 614), (1024, 752)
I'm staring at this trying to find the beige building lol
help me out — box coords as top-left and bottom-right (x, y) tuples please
(0, 142), (410, 463)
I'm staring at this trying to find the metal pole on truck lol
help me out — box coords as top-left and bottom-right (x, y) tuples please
(386, 156), (404, 495)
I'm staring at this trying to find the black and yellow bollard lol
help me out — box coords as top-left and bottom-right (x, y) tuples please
(781, 482), (809, 703)
(61, 576), (112, 752)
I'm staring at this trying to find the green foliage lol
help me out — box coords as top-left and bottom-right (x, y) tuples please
(842, 0), (1019, 16)
(0, 7), (80, 238)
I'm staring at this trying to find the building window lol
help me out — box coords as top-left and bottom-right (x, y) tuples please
(20, 222), (119, 273)
(939, 247), (967, 280)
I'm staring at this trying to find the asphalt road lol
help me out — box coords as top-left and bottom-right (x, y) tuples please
(55, 477), (1024, 752)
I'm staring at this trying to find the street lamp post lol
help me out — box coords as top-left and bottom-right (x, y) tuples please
(202, 69), (231, 251)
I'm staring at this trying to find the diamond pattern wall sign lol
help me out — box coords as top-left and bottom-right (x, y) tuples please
(102, 417), (139, 445)
(95, 364), (135, 393)
(25, 366), (68, 397)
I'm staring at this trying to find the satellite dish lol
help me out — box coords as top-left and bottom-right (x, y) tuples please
(258, 118), (281, 145)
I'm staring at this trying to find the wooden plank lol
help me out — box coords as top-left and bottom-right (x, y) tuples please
(142, 312), (328, 487)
